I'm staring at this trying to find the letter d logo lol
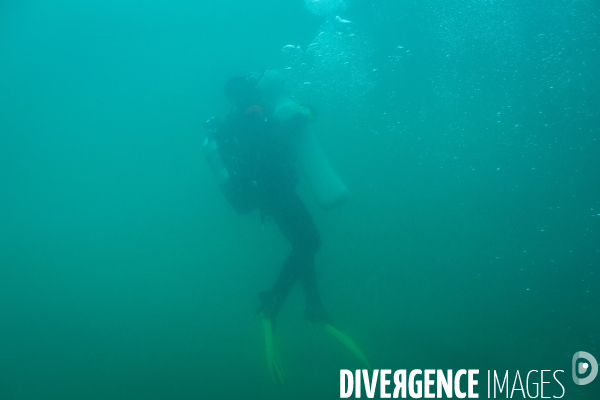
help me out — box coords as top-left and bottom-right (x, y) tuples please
(572, 351), (598, 385)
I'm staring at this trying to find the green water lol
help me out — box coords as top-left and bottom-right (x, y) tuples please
(1, 1), (598, 399)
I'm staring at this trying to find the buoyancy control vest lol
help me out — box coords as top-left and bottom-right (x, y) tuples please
(204, 101), (348, 213)
(203, 104), (305, 214)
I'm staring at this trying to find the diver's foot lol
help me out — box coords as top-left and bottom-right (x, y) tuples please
(257, 291), (282, 322)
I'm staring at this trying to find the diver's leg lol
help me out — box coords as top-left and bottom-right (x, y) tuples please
(260, 190), (325, 321)
(299, 263), (330, 323)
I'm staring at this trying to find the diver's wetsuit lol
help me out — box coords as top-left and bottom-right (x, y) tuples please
(217, 105), (327, 323)
(260, 185), (324, 322)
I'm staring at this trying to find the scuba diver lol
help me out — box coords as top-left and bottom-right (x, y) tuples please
(203, 70), (370, 384)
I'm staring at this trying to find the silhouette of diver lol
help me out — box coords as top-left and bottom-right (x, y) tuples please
(203, 70), (370, 384)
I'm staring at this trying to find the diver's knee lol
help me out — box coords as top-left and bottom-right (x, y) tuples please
(305, 234), (321, 257)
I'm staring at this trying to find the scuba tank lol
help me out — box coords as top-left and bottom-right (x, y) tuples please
(294, 122), (348, 210)
(202, 116), (229, 185)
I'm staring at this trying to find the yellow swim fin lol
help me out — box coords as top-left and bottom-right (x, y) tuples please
(323, 323), (372, 369)
(260, 313), (286, 385)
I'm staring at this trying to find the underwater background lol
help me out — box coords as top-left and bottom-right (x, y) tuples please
(1, 0), (598, 398)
